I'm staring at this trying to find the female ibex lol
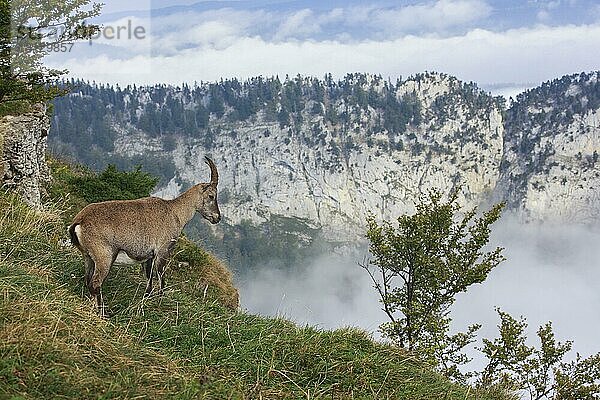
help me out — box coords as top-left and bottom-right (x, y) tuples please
(69, 157), (221, 316)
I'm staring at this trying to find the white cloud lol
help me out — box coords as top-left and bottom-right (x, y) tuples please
(182, 20), (239, 49)
(371, 0), (492, 35)
(537, 9), (551, 21)
(148, 8), (271, 53)
(452, 219), (600, 370)
(275, 9), (322, 40)
(237, 218), (600, 370)
(238, 252), (383, 333)
(49, 23), (600, 88)
(237, 217), (600, 372)
(266, 0), (493, 41)
(103, 0), (494, 51)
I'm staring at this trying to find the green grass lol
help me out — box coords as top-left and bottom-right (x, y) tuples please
(0, 190), (509, 399)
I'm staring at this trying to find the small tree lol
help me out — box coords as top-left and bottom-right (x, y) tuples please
(478, 309), (600, 400)
(362, 189), (505, 380)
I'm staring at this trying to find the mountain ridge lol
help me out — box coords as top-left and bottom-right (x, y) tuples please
(49, 71), (600, 240)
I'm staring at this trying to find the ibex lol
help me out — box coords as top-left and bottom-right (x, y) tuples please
(68, 157), (221, 316)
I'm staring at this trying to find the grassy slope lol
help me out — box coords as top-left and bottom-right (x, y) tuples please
(0, 178), (506, 398)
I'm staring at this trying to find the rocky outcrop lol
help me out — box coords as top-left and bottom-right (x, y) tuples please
(118, 73), (505, 239)
(496, 72), (600, 222)
(0, 104), (51, 208)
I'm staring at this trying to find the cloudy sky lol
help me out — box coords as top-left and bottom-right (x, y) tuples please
(46, 0), (600, 95)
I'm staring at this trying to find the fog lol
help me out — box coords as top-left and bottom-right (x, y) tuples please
(453, 218), (600, 368)
(238, 218), (600, 369)
(237, 251), (384, 334)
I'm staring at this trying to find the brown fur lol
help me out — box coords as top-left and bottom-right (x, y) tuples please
(69, 157), (221, 316)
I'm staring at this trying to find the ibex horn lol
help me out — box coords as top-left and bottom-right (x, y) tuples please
(205, 156), (218, 185)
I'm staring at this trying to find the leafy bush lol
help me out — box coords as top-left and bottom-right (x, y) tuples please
(68, 164), (158, 203)
(478, 309), (600, 400)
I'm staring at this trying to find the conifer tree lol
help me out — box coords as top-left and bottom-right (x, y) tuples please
(0, 0), (101, 111)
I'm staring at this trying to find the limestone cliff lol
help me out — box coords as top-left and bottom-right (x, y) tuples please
(0, 104), (51, 208)
(496, 72), (600, 222)
(47, 71), (600, 240)
(109, 73), (504, 238)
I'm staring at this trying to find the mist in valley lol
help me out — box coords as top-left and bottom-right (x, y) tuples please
(237, 250), (383, 334)
(453, 218), (600, 367)
(237, 217), (600, 368)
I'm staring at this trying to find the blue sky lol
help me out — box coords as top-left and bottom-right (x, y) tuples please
(47, 0), (600, 96)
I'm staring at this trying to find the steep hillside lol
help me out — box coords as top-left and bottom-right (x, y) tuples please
(496, 71), (600, 221)
(50, 72), (505, 240)
(0, 174), (505, 398)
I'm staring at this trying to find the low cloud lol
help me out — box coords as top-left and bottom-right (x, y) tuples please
(48, 23), (600, 88)
(237, 252), (384, 334)
(238, 218), (600, 370)
(453, 219), (600, 368)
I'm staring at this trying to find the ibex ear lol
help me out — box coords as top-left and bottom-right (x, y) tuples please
(205, 156), (218, 185)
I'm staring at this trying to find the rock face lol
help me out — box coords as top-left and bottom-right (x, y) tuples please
(115, 73), (504, 238)
(47, 71), (600, 239)
(496, 72), (600, 222)
(0, 104), (51, 208)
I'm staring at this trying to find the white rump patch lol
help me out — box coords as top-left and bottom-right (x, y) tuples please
(74, 224), (82, 239)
